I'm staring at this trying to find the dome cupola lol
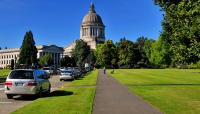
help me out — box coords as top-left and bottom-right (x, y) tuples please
(80, 3), (105, 50)
(82, 3), (104, 26)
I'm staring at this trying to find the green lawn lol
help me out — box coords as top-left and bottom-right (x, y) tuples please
(12, 70), (98, 114)
(0, 69), (11, 78)
(109, 69), (200, 114)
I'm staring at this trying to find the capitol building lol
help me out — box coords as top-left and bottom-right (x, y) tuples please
(64, 3), (106, 56)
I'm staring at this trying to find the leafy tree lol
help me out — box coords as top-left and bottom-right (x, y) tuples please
(18, 31), (38, 67)
(149, 37), (171, 67)
(60, 55), (76, 67)
(71, 40), (91, 67)
(144, 39), (155, 64)
(95, 44), (104, 67)
(135, 36), (149, 67)
(86, 50), (96, 66)
(38, 54), (53, 67)
(117, 38), (139, 68)
(155, 0), (200, 66)
(95, 40), (118, 68)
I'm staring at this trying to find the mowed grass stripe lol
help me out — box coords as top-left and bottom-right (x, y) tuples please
(113, 69), (200, 85)
(109, 69), (200, 114)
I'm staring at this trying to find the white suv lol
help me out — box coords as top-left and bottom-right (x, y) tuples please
(4, 69), (51, 99)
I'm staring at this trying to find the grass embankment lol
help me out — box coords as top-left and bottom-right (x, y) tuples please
(109, 69), (200, 114)
(13, 70), (98, 114)
(0, 69), (10, 78)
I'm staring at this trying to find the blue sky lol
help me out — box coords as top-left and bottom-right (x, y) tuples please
(0, 0), (163, 48)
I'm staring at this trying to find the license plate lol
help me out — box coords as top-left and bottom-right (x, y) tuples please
(15, 82), (24, 86)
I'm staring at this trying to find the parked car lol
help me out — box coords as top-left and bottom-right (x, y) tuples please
(74, 67), (83, 78)
(43, 67), (53, 74)
(4, 69), (51, 99)
(60, 69), (75, 81)
(66, 67), (82, 79)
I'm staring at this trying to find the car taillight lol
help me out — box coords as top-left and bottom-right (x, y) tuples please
(5, 81), (12, 87)
(28, 81), (37, 86)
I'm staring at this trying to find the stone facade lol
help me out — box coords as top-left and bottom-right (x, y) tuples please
(64, 3), (105, 56)
(0, 45), (64, 68)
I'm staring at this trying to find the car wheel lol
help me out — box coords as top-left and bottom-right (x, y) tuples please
(6, 94), (13, 99)
(36, 88), (43, 98)
(46, 85), (51, 95)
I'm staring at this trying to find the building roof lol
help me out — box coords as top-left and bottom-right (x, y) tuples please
(0, 45), (64, 53)
(82, 3), (104, 26)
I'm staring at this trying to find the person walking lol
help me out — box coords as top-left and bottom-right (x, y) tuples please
(103, 66), (106, 74)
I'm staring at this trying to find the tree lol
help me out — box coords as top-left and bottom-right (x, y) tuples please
(18, 31), (38, 67)
(86, 50), (96, 67)
(11, 59), (14, 70)
(149, 37), (171, 67)
(60, 55), (76, 67)
(71, 40), (91, 67)
(38, 54), (53, 67)
(95, 40), (118, 68)
(117, 38), (139, 68)
(144, 39), (155, 65)
(136, 36), (149, 67)
(155, 0), (200, 66)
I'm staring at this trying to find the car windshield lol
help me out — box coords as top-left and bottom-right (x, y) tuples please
(9, 70), (34, 79)
(61, 71), (72, 74)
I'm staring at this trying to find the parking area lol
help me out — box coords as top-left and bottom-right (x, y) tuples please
(0, 75), (69, 114)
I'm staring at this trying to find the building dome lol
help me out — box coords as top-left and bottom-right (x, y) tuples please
(82, 4), (104, 26)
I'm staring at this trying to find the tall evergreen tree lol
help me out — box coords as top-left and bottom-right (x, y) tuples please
(18, 31), (38, 67)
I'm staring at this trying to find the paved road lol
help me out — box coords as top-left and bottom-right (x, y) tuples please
(0, 75), (69, 114)
(93, 70), (163, 114)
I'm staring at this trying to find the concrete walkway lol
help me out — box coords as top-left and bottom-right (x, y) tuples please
(92, 70), (163, 114)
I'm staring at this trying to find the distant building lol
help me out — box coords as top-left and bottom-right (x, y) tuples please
(64, 3), (105, 56)
(0, 45), (64, 68)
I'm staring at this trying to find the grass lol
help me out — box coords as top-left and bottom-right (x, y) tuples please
(0, 69), (11, 78)
(12, 70), (98, 114)
(62, 71), (98, 87)
(109, 69), (200, 114)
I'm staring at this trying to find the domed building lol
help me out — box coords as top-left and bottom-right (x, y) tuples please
(64, 3), (105, 56)
(80, 3), (105, 49)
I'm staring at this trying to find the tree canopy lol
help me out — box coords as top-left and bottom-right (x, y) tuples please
(154, 0), (200, 66)
(71, 40), (91, 67)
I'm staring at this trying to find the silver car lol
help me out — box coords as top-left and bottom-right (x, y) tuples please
(60, 70), (75, 81)
(4, 69), (51, 99)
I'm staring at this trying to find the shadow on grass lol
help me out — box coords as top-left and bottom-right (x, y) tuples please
(50, 90), (73, 97)
(13, 90), (73, 101)
(127, 84), (200, 86)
